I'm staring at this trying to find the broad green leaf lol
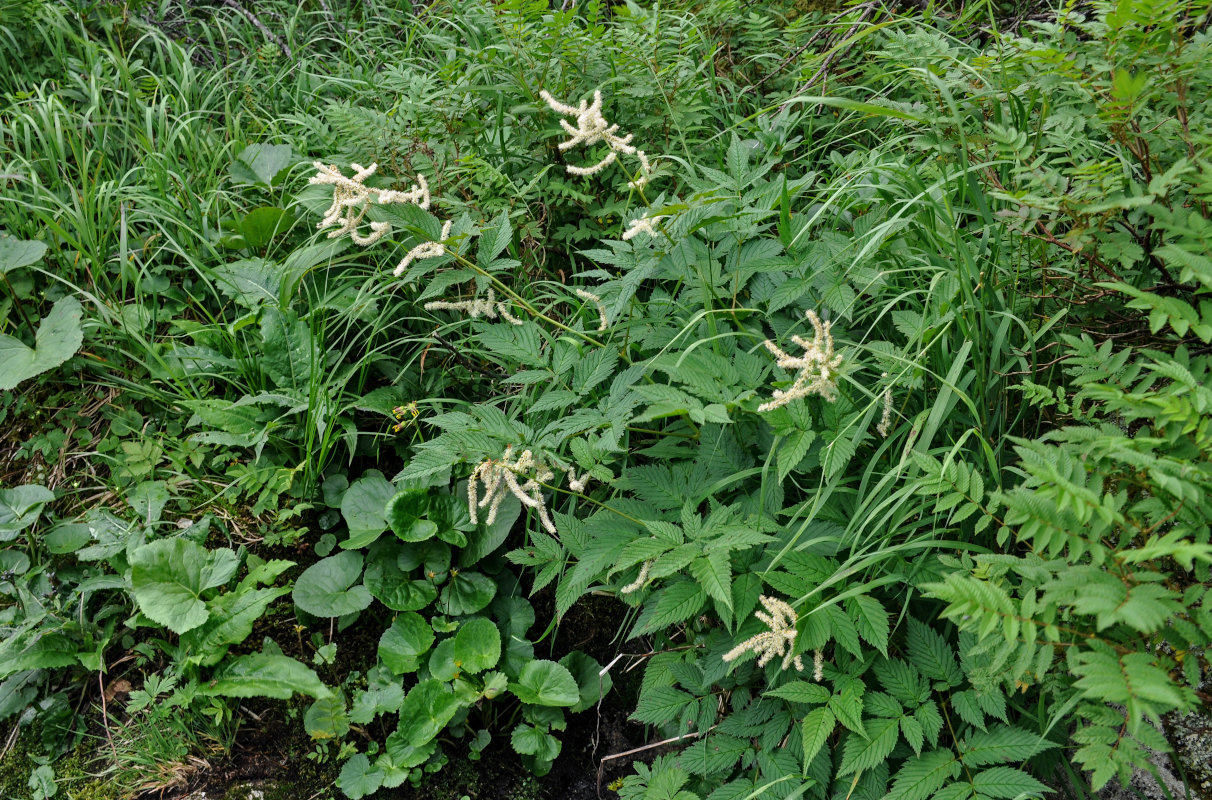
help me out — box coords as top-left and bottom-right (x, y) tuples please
(213, 258), (279, 307)
(240, 206), (292, 249)
(0, 296), (84, 391)
(839, 717), (900, 776)
(305, 693), (350, 741)
(438, 570), (496, 616)
(203, 653), (330, 700)
(558, 652), (613, 713)
(0, 236), (46, 273)
(378, 612), (435, 674)
(292, 551), (373, 617)
(231, 143), (293, 186)
(397, 679), (459, 746)
(801, 707), (836, 769)
(130, 539), (238, 634)
(765, 681), (830, 705)
(0, 485), (54, 541)
(386, 488), (438, 543)
(181, 585), (291, 666)
(341, 473), (398, 549)
(886, 750), (960, 800)
(971, 767), (1050, 799)
(847, 595), (890, 657)
(511, 660), (580, 707)
(453, 617), (501, 675)
(511, 723), (561, 760)
(337, 754), (384, 800)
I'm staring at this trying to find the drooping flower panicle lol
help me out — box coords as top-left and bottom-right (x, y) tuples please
(723, 595), (804, 672)
(758, 310), (843, 411)
(424, 287), (524, 325)
(540, 89), (654, 190)
(573, 288), (609, 331)
(621, 214), (665, 241)
(468, 446), (557, 534)
(394, 219), (453, 277)
(877, 372), (894, 437)
(309, 162), (430, 246)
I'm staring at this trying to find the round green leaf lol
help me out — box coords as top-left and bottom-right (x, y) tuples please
(365, 542), (438, 611)
(305, 693), (349, 741)
(0, 296), (83, 392)
(559, 651), (613, 713)
(397, 539), (450, 578)
(0, 236), (47, 273)
(428, 638), (460, 681)
(0, 484), (54, 541)
(292, 551), (373, 617)
(510, 660), (581, 707)
(439, 571), (496, 616)
(340, 473), (397, 550)
(378, 612), (435, 675)
(130, 538), (212, 634)
(396, 679), (459, 747)
(337, 753), (383, 800)
(453, 617), (502, 675)
(387, 489), (438, 543)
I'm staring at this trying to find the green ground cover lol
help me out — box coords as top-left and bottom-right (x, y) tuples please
(1, 0), (1210, 798)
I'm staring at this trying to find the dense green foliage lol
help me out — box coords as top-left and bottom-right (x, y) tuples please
(1, 0), (1210, 798)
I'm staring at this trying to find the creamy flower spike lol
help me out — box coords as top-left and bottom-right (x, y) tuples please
(394, 219), (453, 277)
(723, 595), (804, 672)
(758, 310), (843, 411)
(877, 372), (894, 437)
(424, 287), (524, 325)
(620, 560), (651, 594)
(573, 288), (609, 331)
(309, 162), (430, 246)
(468, 446), (557, 534)
(539, 89), (653, 189)
(621, 214), (665, 241)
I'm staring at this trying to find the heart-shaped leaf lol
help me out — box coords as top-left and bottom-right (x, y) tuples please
(0, 236), (46, 274)
(558, 652), (613, 713)
(453, 617), (501, 675)
(130, 539), (239, 634)
(378, 612), (434, 674)
(510, 660), (580, 707)
(293, 551), (373, 617)
(438, 571), (496, 616)
(396, 679), (459, 747)
(386, 489), (439, 543)
(0, 485), (54, 541)
(341, 473), (397, 550)
(230, 143), (294, 187)
(0, 296), (83, 391)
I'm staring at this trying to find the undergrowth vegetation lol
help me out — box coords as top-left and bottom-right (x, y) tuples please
(1, 0), (1210, 798)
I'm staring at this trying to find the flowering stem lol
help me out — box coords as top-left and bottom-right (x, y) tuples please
(442, 247), (612, 351)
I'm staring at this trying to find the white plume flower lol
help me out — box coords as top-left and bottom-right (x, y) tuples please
(424, 287), (524, 325)
(757, 310), (843, 411)
(620, 560), (651, 594)
(468, 446), (556, 533)
(309, 162), (430, 246)
(877, 373), (894, 437)
(394, 219), (452, 277)
(621, 214), (665, 241)
(540, 89), (654, 189)
(573, 288), (609, 331)
(723, 595), (804, 672)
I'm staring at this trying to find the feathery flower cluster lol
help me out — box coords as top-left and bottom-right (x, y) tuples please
(424, 287), (524, 325)
(310, 162), (430, 246)
(723, 595), (804, 671)
(394, 219), (453, 277)
(539, 89), (654, 190)
(565, 467), (592, 493)
(620, 560), (651, 594)
(877, 373), (894, 438)
(573, 288), (609, 331)
(758, 310), (843, 412)
(812, 648), (825, 682)
(621, 214), (666, 242)
(468, 446), (556, 534)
